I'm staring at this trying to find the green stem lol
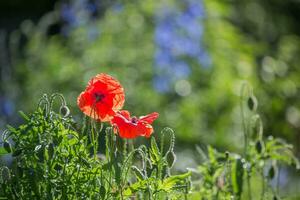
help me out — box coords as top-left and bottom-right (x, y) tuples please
(247, 173), (252, 200)
(91, 126), (96, 159)
(277, 165), (281, 195)
(240, 91), (248, 157)
(123, 139), (127, 157)
(90, 119), (99, 159)
(240, 84), (253, 200)
(260, 171), (265, 200)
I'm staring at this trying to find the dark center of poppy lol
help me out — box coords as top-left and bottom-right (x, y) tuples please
(131, 116), (138, 124)
(94, 92), (105, 103)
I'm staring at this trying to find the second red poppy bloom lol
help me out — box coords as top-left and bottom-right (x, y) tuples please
(77, 73), (125, 122)
(111, 110), (159, 139)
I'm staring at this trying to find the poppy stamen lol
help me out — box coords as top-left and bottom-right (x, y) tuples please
(131, 117), (138, 124)
(94, 92), (105, 103)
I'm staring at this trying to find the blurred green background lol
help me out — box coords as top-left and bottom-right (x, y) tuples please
(1, 0), (300, 197)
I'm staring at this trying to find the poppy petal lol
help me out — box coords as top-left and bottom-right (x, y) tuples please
(111, 112), (139, 139)
(77, 73), (125, 121)
(111, 110), (158, 139)
(77, 91), (100, 119)
(137, 122), (154, 138)
(118, 110), (131, 120)
(139, 112), (159, 124)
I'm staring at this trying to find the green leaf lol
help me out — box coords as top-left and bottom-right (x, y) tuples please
(293, 156), (300, 170)
(0, 147), (9, 156)
(19, 111), (29, 121)
(150, 137), (160, 163)
(160, 171), (192, 192)
(124, 178), (155, 196)
(195, 145), (208, 163)
(231, 157), (244, 199)
(100, 186), (106, 199)
(6, 125), (16, 133)
(68, 137), (78, 146)
(208, 146), (217, 164)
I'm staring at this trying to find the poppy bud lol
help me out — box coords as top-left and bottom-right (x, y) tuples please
(166, 151), (176, 168)
(273, 195), (281, 200)
(1, 166), (11, 183)
(60, 105), (70, 118)
(255, 140), (264, 154)
(3, 141), (11, 153)
(248, 95), (258, 111)
(131, 166), (145, 180)
(268, 164), (276, 180)
(225, 151), (230, 160)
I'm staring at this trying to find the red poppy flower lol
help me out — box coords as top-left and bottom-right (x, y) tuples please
(77, 73), (125, 122)
(111, 110), (159, 139)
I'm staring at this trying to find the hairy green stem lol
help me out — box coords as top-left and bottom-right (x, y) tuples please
(240, 83), (253, 200)
(247, 173), (252, 200)
(260, 171), (265, 200)
(277, 165), (281, 195)
(240, 89), (248, 156)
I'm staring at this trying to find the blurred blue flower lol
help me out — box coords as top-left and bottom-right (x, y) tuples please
(0, 97), (15, 117)
(86, 2), (98, 15)
(60, 0), (103, 39)
(153, 0), (210, 93)
(112, 3), (124, 13)
(61, 3), (77, 26)
(197, 50), (212, 68)
(154, 50), (172, 69)
(187, 1), (205, 18)
(173, 61), (191, 79)
(153, 75), (172, 93)
(155, 23), (175, 49)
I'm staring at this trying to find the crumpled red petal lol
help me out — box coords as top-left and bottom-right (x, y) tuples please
(111, 110), (159, 139)
(77, 73), (125, 122)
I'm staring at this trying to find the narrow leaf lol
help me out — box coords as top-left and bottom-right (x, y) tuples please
(0, 147), (9, 156)
(231, 157), (244, 198)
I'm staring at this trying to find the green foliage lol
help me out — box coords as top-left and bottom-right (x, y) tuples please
(0, 94), (190, 199)
(188, 85), (299, 200)
(0, 88), (299, 199)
